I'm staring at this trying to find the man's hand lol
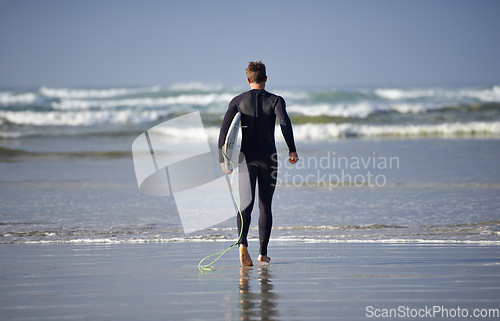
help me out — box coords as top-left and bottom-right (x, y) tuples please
(288, 152), (299, 164)
(220, 162), (232, 175)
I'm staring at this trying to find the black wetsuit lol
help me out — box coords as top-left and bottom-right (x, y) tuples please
(218, 89), (296, 255)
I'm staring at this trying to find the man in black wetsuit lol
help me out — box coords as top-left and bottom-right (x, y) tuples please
(218, 61), (299, 266)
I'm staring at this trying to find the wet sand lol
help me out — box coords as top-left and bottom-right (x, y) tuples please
(1, 242), (499, 320)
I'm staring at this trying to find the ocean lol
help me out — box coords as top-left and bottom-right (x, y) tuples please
(0, 83), (499, 244)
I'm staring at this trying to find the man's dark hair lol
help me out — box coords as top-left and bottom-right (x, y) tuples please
(246, 61), (267, 83)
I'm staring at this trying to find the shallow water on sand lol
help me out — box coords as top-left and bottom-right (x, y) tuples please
(0, 138), (499, 244)
(0, 243), (499, 321)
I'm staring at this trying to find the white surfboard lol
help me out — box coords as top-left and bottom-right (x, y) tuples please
(222, 112), (242, 174)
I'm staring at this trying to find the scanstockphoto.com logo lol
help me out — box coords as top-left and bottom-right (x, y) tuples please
(366, 305), (500, 319)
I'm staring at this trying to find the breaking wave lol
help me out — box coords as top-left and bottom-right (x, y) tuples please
(1, 84), (499, 140)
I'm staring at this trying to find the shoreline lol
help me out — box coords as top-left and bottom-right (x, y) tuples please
(8, 238), (500, 245)
(1, 242), (499, 320)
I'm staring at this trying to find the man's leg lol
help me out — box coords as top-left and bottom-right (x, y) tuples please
(257, 164), (276, 262)
(237, 164), (258, 266)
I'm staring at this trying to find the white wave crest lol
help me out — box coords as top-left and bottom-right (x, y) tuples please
(288, 101), (443, 118)
(0, 131), (25, 138)
(291, 121), (500, 140)
(167, 82), (223, 92)
(375, 86), (500, 102)
(0, 92), (39, 105)
(454, 86), (500, 102)
(0, 110), (167, 126)
(389, 103), (428, 114)
(40, 86), (161, 99)
(51, 93), (233, 110)
(375, 88), (436, 100)
(273, 89), (309, 100)
(287, 102), (376, 118)
(150, 125), (220, 142)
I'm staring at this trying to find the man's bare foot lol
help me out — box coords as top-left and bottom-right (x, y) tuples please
(239, 245), (253, 266)
(258, 255), (271, 264)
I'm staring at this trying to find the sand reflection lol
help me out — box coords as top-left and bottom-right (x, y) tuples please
(239, 265), (278, 321)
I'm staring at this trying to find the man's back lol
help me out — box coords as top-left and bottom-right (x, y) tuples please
(230, 89), (280, 162)
(219, 89), (295, 165)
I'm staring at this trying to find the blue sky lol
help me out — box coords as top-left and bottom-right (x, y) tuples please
(1, 0), (499, 88)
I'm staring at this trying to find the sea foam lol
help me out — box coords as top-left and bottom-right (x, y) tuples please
(290, 121), (500, 140)
(40, 86), (161, 99)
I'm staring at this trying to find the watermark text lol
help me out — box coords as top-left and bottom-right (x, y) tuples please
(272, 151), (400, 189)
(366, 305), (500, 319)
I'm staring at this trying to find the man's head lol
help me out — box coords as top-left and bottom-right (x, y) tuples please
(246, 61), (267, 84)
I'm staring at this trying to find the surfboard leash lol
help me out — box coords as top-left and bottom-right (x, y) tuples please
(197, 159), (243, 273)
